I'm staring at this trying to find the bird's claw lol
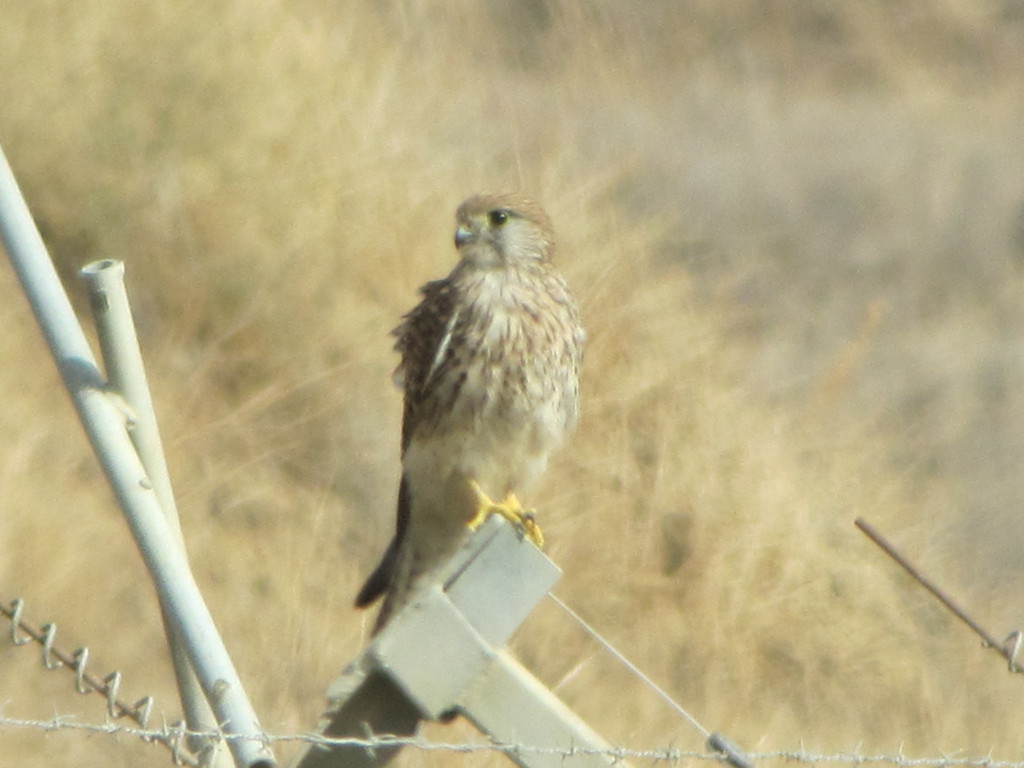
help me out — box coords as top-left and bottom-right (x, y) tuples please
(468, 481), (545, 547)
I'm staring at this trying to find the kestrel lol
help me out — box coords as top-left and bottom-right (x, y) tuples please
(355, 193), (585, 633)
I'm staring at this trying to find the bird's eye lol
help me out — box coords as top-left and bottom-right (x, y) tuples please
(488, 209), (510, 226)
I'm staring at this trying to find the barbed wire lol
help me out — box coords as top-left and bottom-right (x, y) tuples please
(7, 525), (1024, 768)
(1, 714), (1022, 768)
(2, 598), (155, 726)
(1, 597), (203, 767)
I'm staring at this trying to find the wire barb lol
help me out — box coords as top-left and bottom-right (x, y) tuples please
(8, 598), (30, 645)
(39, 623), (63, 669)
(1002, 631), (1023, 673)
(73, 647), (92, 693)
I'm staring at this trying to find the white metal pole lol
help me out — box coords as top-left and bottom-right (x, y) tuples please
(80, 258), (231, 768)
(0, 143), (274, 768)
(79, 259), (184, 546)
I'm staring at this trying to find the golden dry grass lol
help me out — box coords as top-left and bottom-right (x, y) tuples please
(3, 2), (1024, 766)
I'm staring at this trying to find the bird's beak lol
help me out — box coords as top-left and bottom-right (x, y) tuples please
(454, 225), (474, 248)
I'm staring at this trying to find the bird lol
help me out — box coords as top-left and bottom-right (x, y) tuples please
(355, 192), (585, 633)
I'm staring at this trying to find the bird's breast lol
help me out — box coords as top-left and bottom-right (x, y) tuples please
(405, 270), (581, 499)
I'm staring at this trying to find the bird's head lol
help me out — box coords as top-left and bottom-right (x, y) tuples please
(453, 193), (555, 269)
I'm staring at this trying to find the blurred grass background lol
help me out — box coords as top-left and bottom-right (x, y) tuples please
(2, 1), (1024, 765)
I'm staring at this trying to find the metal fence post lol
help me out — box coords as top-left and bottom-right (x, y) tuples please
(80, 258), (231, 767)
(293, 516), (633, 768)
(0, 142), (274, 768)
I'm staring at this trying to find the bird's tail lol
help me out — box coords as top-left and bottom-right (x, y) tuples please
(354, 475), (411, 632)
(354, 539), (399, 608)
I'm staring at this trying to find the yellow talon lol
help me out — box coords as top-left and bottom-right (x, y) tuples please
(467, 481), (544, 547)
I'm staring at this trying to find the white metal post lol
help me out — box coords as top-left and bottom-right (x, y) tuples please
(80, 258), (231, 767)
(0, 143), (274, 768)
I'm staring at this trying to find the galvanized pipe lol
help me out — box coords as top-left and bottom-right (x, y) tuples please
(80, 259), (231, 767)
(79, 259), (184, 546)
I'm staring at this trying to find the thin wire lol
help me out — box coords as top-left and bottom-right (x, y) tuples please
(1, 715), (1021, 767)
(548, 591), (711, 738)
(855, 518), (1023, 674)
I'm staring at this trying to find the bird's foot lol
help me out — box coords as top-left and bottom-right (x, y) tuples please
(467, 481), (544, 547)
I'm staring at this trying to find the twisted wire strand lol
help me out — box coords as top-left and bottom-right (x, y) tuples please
(0, 715), (1020, 768)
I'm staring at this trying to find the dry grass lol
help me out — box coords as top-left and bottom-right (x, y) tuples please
(3, 2), (1024, 766)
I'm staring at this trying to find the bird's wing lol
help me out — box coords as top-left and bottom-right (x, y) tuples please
(392, 277), (461, 453)
(353, 279), (461, 610)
